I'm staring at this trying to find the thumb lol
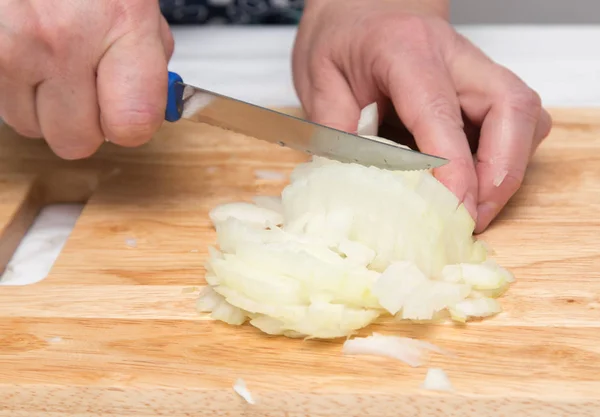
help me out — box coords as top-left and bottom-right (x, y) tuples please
(97, 11), (168, 147)
(305, 66), (361, 133)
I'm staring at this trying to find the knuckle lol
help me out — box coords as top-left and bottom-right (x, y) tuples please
(379, 14), (446, 53)
(359, 14), (432, 58)
(103, 107), (162, 146)
(508, 87), (542, 116)
(426, 94), (461, 124)
(410, 93), (462, 133)
(163, 31), (175, 58)
(450, 155), (475, 174)
(497, 70), (542, 118)
(390, 14), (431, 42)
(108, 0), (157, 30)
(308, 50), (330, 77)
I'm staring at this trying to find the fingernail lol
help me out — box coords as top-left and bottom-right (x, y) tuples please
(476, 201), (500, 229)
(463, 193), (478, 223)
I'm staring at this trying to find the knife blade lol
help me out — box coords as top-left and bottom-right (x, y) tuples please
(164, 71), (448, 171)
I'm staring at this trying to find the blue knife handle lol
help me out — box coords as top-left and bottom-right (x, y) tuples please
(165, 71), (184, 122)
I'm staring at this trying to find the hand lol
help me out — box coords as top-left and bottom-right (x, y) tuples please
(0, 0), (174, 159)
(292, 0), (552, 233)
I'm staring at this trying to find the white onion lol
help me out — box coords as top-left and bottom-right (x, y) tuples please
(342, 333), (449, 367)
(421, 368), (453, 391)
(252, 195), (284, 214)
(371, 261), (429, 315)
(198, 102), (515, 339)
(356, 102), (379, 136)
(209, 202), (283, 228)
(337, 239), (376, 267)
(233, 378), (255, 404)
(449, 297), (502, 322)
(197, 286), (247, 325)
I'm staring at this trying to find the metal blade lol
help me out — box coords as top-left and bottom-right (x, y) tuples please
(177, 82), (448, 171)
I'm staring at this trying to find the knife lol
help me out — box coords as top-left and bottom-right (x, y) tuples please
(164, 71), (448, 171)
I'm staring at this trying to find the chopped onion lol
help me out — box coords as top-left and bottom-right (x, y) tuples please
(421, 368), (453, 391)
(233, 378), (255, 404)
(372, 261), (429, 315)
(361, 134), (413, 151)
(338, 239), (376, 267)
(209, 202), (283, 228)
(342, 333), (449, 367)
(196, 286), (224, 312)
(449, 297), (502, 322)
(441, 260), (513, 290)
(196, 286), (247, 325)
(356, 102), (379, 136)
(199, 102), (515, 339)
(252, 196), (284, 214)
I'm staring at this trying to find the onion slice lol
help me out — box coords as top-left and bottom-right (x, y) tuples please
(342, 333), (449, 367)
(356, 102), (379, 136)
(421, 368), (453, 392)
(209, 202), (283, 228)
(233, 378), (256, 404)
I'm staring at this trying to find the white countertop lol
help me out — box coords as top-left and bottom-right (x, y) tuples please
(3, 25), (600, 285)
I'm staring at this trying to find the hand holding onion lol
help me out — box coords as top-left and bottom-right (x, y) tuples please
(292, 0), (552, 233)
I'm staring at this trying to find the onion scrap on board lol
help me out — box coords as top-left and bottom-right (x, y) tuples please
(196, 102), (514, 357)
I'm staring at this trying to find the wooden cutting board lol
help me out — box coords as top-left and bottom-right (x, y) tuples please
(0, 108), (599, 417)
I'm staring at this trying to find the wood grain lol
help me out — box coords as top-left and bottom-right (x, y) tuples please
(0, 108), (599, 416)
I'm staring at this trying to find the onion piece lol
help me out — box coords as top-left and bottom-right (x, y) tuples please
(211, 298), (247, 325)
(233, 378), (256, 404)
(441, 262), (510, 290)
(338, 239), (376, 267)
(342, 333), (449, 367)
(209, 202), (283, 228)
(449, 297), (502, 322)
(371, 261), (429, 315)
(421, 368), (453, 392)
(196, 286), (224, 312)
(361, 134), (412, 150)
(400, 281), (471, 321)
(252, 195), (284, 214)
(196, 286), (247, 325)
(356, 102), (379, 136)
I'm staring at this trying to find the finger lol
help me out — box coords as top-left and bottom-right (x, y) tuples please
(531, 108), (552, 155)
(97, 28), (168, 147)
(379, 53), (478, 220)
(474, 87), (540, 233)
(0, 78), (42, 138)
(160, 16), (175, 60)
(35, 70), (104, 159)
(305, 61), (362, 133)
(450, 45), (542, 233)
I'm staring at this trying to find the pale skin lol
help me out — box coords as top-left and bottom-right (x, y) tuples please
(0, 0), (551, 233)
